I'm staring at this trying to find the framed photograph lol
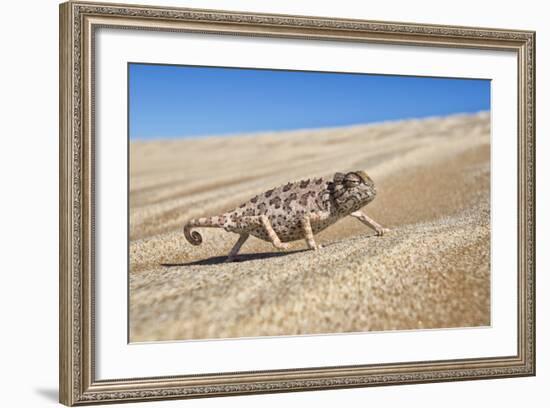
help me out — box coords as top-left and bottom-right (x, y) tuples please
(59, 1), (536, 405)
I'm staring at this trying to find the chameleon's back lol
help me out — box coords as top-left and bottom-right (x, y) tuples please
(223, 176), (335, 242)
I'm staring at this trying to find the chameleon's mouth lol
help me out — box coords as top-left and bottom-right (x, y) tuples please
(356, 171), (371, 183)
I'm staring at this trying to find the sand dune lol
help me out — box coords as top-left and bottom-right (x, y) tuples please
(129, 112), (490, 342)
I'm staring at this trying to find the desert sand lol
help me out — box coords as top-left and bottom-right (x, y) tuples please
(129, 112), (491, 342)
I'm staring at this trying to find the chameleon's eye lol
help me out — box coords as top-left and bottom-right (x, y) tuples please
(344, 172), (362, 187)
(344, 179), (360, 189)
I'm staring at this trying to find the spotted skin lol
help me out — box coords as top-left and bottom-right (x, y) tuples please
(184, 170), (389, 261)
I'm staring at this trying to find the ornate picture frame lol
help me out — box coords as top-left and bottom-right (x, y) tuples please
(59, 1), (535, 405)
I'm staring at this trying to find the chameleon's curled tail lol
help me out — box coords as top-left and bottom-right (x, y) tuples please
(184, 216), (225, 246)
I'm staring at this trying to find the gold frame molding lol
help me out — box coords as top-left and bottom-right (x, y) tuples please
(59, 1), (536, 405)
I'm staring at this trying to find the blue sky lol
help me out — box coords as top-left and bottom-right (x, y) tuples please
(129, 63), (490, 140)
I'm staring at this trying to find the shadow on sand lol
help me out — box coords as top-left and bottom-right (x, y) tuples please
(161, 249), (308, 267)
(160, 233), (383, 268)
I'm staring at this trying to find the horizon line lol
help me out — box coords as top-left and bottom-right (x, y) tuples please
(129, 110), (490, 143)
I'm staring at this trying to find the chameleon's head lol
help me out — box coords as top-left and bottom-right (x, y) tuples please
(330, 170), (377, 213)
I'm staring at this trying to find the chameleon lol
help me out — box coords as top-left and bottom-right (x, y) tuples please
(184, 170), (389, 262)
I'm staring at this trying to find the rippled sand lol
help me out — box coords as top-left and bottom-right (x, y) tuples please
(129, 112), (491, 342)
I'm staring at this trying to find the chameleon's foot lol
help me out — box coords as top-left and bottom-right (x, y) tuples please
(275, 242), (290, 251)
(375, 227), (391, 236)
(224, 256), (237, 263)
(308, 243), (322, 250)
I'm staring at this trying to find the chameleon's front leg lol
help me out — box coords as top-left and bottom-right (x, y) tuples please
(225, 233), (249, 262)
(301, 211), (330, 250)
(350, 211), (390, 236)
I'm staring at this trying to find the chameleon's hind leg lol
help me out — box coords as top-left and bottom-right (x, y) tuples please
(225, 233), (249, 263)
(301, 212), (329, 250)
(234, 215), (289, 251)
(350, 211), (390, 236)
(259, 215), (290, 250)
